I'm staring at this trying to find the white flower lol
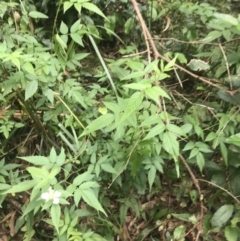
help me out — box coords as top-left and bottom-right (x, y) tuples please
(41, 187), (61, 204)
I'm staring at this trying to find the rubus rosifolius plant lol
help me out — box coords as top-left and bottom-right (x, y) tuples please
(1, 0), (240, 240)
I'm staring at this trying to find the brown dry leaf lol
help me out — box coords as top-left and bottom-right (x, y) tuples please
(122, 222), (131, 241)
(9, 211), (16, 237)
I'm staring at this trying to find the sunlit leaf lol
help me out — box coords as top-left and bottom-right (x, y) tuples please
(211, 205), (234, 227)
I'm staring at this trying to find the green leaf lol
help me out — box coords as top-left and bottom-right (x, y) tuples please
(3, 180), (37, 194)
(81, 114), (114, 136)
(27, 167), (49, 180)
(166, 124), (187, 137)
(25, 80), (38, 100)
(73, 172), (89, 186)
(187, 59), (210, 71)
(143, 122), (165, 140)
(211, 205), (234, 228)
(60, 21), (68, 34)
(23, 62), (35, 75)
(19, 156), (50, 165)
(202, 30), (222, 43)
(120, 92), (143, 124)
(124, 18), (134, 34)
(51, 205), (61, 234)
(145, 86), (171, 104)
(70, 33), (84, 46)
(29, 11), (48, 19)
(214, 13), (238, 26)
(225, 226), (238, 241)
(196, 152), (205, 173)
(226, 134), (240, 146)
(101, 163), (116, 173)
(172, 213), (191, 222)
(81, 189), (107, 215)
(162, 132), (179, 157)
(63, 1), (74, 13)
(70, 19), (81, 33)
(81, 2), (107, 20)
(148, 166), (156, 191)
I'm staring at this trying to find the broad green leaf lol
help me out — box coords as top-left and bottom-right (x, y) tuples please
(80, 114), (114, 136)
(214, 13), (238, 26)
(19, 156), (50, 165)
(63, 1), (74, 13)
(162, 132), (179, 157)
(121, 71), (144, 80)
(101, 163), (116, 173)
(60, 21), (68, 34)
(166, 124), (187, 137)
(73, 172), (89, 186)
(44, 89), (54, 103)
(187, 59), (210, 71)
(226, 134), (240, 146)
(225, 226), (238, 241)
(11, 57), (20, 70)
(211, 205), (234, 228)
(23, 62), (35, 75)
(70, 20), (81, 33)
(173, 225), (185, 241)
(120, 92), (143, 124)
(70, 33), (84, 46)
(27, 167), (49, 179)
(202, 30), (222, 43)
(51, 205), (61, 233)
(148, 166), (156, 191)
(3, 180), (37, 194)
(25, 80), (38, 100)
(29, 11), (48, 19)
(143, 123), (165, 140)
(81, 2), (107, 20)
(145, 86), (171, 104)
(189, 147), (199, 159)
(79, 181), (99, 190)
(74, 187), (82, 206)
(81, 189), (107, 215)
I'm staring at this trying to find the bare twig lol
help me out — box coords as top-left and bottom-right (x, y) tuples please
(179, 154), (204, 241)
(198, 179), (240, 204)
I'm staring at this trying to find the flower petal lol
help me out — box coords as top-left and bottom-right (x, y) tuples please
(53, 198), (60, 204)
(41, 192), (49, 201)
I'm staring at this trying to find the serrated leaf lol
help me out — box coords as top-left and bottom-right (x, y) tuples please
(196, 152), (205, 172)
(3, 180), (37, 194)
(143, 123), (165, 140)
(187, 59), (210, 71)
(81, 114), (114, 136)
(29, 11), (48, 19)
(145, 86), (171, 104)
(19, 156), (50, 165)
(101, 163), (116, 173)
(63, 1), (73, 13)
(166, 124), (187, 137)
(25, 80), (38, 100)
(226, 134), (240, 146)
(51, 205), (61, 234)
(23, 62), (35, 75)
(81, 2), (107, 20)
(81, 189), (106, 215)
(162, 132), (179, 157)
(27, 167), (49, 179)
(120, 92), (143, 124)
(211, 205), (234, 228)
(70, 32), (84, 46)
(60, 21), (68, 34)
(148, 166), (156, 191)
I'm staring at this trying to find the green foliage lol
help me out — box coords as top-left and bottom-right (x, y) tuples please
(1, 0), (240, 240)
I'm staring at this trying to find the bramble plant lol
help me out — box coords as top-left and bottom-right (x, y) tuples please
(1, 0), (240, 240)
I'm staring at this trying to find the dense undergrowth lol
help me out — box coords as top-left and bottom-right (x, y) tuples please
(1, 0), (240, 240)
